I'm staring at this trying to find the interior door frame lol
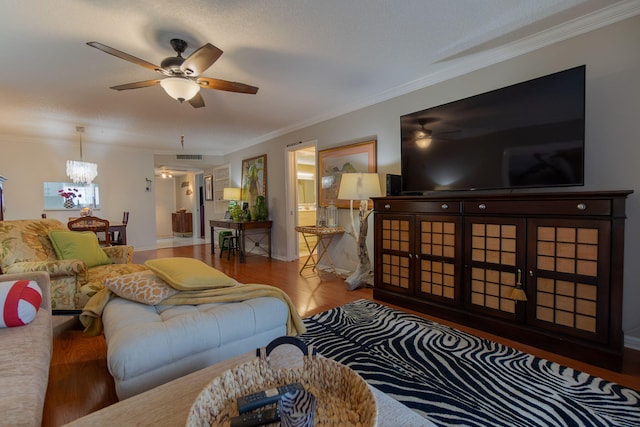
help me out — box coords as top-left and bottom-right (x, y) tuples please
(284, 140), (317, 261)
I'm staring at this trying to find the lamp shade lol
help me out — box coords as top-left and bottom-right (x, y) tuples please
(160, 77), (200, 102)
(223, 187), (241, 201)
(338, 173), (381, 200)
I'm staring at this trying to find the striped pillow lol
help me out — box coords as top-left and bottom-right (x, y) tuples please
(0, 280), (42, 328)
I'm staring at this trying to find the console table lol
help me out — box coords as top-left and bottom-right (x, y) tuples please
(210, 219), (272, 262)
(373, 190), (632, 370)
(295, 226), (344, 275)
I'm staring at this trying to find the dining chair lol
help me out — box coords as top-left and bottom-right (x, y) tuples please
(110, 211), (129, 245)
(68, 216), (111, 246)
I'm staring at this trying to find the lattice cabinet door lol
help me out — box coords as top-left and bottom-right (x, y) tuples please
(415, 215), (461, 305)
(527, 218), (610, 343)
(464, 217), (527, 322)
(375, 214), (414, 295)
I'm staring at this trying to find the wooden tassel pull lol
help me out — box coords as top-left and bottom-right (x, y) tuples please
(511, 268), (528, 301)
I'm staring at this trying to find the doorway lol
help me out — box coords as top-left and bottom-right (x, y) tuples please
(285, 141), (317, 261)
(295, 146), (317, 257)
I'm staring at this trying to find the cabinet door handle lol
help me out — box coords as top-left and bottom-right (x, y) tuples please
(577, 203), (587, 211)
(385, 204), (391, 209)
(441, 203), (449, 210)
(408, 253), (412, 259)
(479, 203), (486, 210)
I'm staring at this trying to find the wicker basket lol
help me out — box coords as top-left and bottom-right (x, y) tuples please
(186, 338), (377, 426)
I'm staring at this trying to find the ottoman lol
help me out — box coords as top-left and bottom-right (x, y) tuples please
(102, 296), (288, 400)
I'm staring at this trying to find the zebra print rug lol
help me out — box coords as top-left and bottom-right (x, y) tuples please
(299, 299), (640, 427)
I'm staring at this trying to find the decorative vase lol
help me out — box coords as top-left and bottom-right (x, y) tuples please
(255, 195), (268, 220)
(63, 198), (75, 209)
(316, 206), (326, 227)
(250, 206), (258, 221)
(327, 200), (337, 227)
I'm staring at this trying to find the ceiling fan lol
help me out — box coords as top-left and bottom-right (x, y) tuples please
(87, 38), (258, 108)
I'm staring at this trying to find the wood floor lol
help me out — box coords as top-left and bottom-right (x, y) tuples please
(43, 244), (640, 426)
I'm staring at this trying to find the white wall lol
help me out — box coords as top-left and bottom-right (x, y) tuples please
(225, 15), (640, 340)
(155, 177), (176, 239)
(0, 137), (158, 249)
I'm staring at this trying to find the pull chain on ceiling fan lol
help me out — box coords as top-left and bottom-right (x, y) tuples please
(87, 38), (258, 108)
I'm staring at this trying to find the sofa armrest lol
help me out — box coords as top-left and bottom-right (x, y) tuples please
(0, 271), (52, 311)
(0, 271), (52, 427)
(103, 245), (135, 264)
(3, 260), (86, 278)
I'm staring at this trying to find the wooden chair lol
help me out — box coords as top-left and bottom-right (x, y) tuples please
(110, 211), (129, 245)
(68, 216), (111, 246)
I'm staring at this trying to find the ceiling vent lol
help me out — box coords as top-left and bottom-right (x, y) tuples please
(176, 154), (203, 160)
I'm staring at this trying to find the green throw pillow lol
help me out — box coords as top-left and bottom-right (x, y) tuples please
(144, 257), (236, 291)
(48, 231), (113, 268)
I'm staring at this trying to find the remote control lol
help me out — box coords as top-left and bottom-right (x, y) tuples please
(229, 407), (280, 427)
(236, 382), (304, 413)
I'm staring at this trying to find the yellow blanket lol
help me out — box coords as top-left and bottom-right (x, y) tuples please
(80, 283), (306, 337)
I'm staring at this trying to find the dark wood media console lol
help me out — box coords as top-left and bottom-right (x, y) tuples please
(373, 190), (632, 370)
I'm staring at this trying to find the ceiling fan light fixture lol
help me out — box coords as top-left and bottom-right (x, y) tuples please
(160, 77), (199, 102)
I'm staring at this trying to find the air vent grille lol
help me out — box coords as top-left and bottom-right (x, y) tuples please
(176, 154), (203, 160)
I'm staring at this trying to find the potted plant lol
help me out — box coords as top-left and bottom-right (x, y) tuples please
(229, 203), (243, 221)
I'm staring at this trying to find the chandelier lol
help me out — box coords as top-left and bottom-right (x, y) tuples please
(67, 126), (98, 184)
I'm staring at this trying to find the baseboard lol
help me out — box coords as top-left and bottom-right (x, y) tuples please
(624, 334), (640, 351)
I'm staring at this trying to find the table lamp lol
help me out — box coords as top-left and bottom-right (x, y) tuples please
(223, 187), (241, 203)
(223, 187), (242, 216)
(337, 173), (382, 290)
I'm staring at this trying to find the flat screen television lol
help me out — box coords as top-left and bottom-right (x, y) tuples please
(400, 65), (585, 194)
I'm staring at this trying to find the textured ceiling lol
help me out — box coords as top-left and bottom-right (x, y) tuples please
(1, 0), (637, 162)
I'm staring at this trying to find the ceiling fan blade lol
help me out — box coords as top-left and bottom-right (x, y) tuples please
(181, 43), (223, 76)
(197, 77), (258, 94)
(109, 80), (161, 91)
(188, 92), (206, 108)
(87, 42), (166, 75)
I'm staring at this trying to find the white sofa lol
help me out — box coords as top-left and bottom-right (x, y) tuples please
(102, 295), (289, 399)
(0, 271), (52, 427)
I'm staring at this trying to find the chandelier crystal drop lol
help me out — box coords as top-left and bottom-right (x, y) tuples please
(67, 126), (98, 184)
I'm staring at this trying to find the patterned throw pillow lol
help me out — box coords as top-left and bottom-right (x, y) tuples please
(0, 279), (42, 328)
(103, 270), (178, 305)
